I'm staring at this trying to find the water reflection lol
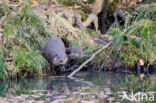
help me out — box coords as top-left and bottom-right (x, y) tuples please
(0, 72), (156, 102)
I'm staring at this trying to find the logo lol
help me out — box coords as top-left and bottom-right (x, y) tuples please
(119, 91), (155, 102)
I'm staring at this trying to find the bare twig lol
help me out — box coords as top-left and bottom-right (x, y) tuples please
(67, 42), (112, 78)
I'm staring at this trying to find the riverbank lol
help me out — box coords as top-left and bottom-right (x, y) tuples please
(0, 0), (156, 80)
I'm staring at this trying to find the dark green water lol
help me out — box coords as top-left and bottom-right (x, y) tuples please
(0, 72), (156, 103)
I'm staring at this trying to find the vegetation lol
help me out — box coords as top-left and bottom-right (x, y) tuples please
(0, 3), (52, 80)
(106, 3), (156, 66)
(0, 0), (93, 80)
(0, 0), (156, 80)
(0, 1), (156, 103)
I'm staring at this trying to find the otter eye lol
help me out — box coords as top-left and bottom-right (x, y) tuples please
(54, 55), (57, 58)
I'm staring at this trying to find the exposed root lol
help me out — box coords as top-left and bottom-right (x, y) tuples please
(111, 9), (129, 28)
(74, 11), (85, 29)
(83, 13), (99, 33)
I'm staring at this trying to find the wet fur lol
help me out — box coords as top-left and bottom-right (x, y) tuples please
(44, 37), (68, 75)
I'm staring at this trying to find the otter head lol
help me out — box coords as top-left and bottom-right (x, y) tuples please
(66, 48), (86, 60)
(53, 55), (68, 66)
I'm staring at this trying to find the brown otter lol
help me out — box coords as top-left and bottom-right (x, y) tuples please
(66, 47), (85, 60)
(65, 47), (85, 72)
(44, 37), (68, 75)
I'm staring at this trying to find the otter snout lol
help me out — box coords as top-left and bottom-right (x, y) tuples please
(58, 57), (68, 65)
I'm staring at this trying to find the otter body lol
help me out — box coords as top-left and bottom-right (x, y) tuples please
(44, 37), (68, 75)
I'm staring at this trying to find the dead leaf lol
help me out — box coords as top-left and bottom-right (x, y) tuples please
(18, 0), (24, 4)
(74, 4), (81, 9)
(5, 0), (10, 3)
(107, 64), (111, 68)
(11, 26), (16, 32)
(139, 73), (144, 80)
(82, 0), (87, 2)
(106, 55), (110, 58)
(101, 34), (110, 38)
(7, 63), (14, 71)
(31, 0), (38, 5)
(17, 6), (23, 13)
(94, 37), (99, 40)
(139, 59), (144, 66)
(101, 34), (113, 40)
(5, 52), (13, 61)
(51, 26), (57, 31)
(86, 3), (92, 8)
(9, 52), (13, 57)
(89, 39), (95, 45)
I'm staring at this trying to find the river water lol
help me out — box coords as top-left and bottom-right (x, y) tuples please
(0, 72), (156, 103)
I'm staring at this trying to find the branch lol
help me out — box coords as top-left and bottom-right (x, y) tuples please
(67, 41), (112, 78)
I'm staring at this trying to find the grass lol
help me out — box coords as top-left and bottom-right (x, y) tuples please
(90, 3), (156, 68)
(56, 0), (92, 20)
(132, 4), (156, 21)
(0, 58), (8, 80)
(0, 4), (50, 79)
(0, 0), (94, 80)
(106, 3), (156, 66)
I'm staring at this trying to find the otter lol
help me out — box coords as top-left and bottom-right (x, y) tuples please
(65, 47), (85, 72)
(44, 37), (68, 75)
(66, 48), (85, 60)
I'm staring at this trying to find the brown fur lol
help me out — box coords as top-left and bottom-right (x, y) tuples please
(44, 37), (68, 75)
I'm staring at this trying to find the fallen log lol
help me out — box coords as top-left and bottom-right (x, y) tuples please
(67, 41), (112, 78)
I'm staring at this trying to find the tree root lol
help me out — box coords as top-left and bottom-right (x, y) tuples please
(74, 12), (100, 33)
